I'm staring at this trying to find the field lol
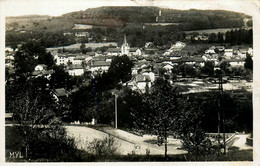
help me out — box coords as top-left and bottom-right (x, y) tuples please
(46, 42), (118, 51)
(184, 27), (251, 34)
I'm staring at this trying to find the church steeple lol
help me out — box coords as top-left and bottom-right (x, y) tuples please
(121, 34), (130, 56)
(124, 34), (128, 45)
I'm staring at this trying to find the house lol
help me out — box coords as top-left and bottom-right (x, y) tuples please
(223, 59), (245, 67)
(205, 48), (215, 54)
(215, 46), (225, 52)
(54, 54), (69, 65)
(248, 48), (253, 56)
(133, 75), (152, 93)
(73, 56), (85, 65)
(67, 54), (77, 65)
(163, 64), (174, 72)
(224, 49), (233, 59)
(106, 48), (121, 56)
(175, 41), (186, 48)
(90, 61), (111, 74)
(194, 57), (205, 67)
(129, 47), (142, 56)
(75, 32), (89, 37)
(238, 49), (248, 59)
(67, 65), (84, 76)
(35, 64), (47, 71)
(52, 88), (69, 102)
(142, 71), (155, 82)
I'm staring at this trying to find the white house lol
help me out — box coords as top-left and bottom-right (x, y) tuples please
(35, 64), (47, 71)
(90, 61), (111, 73)
(224, 49), (233, 59)
(129, 47), (142, 56)
(163, 64), (174, 72)
(133, 75), (152, 93)
(54, 54), (68, 66)
(106, 48), (121, 56)
(67, 65), (84, 76)
(142, 71), (155, 82)
(223, 59), (245, 67)
(67, 54), (76, 65)
(73, 56), (85, 65)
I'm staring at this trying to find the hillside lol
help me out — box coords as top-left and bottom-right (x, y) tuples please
(6, 6), (252, 32)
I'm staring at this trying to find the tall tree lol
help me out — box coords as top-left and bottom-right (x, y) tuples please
(244, 54), (253, 71)
(14, 51), (37, 76)
(108, 55), (134, 84)
(132, 78), (183, 158)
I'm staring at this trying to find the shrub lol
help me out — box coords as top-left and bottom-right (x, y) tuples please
(87, 135), (118, 158)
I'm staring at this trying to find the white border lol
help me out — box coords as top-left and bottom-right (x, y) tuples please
(0, 0), (259, 166)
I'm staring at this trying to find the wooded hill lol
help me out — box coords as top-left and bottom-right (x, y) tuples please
(6, 6), (251, 32)
(60, 6), (250, 29)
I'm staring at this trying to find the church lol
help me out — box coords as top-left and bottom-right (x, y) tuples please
(121, 34), (130, 56)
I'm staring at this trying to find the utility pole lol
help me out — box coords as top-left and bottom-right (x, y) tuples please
(218, 68), (226, 155)
(115, 94), (118, 129)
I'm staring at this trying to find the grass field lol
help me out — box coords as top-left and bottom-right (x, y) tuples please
(185, 27), (251, 34)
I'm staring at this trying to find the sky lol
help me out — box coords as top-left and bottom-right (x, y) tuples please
(1, 0), (260, 17)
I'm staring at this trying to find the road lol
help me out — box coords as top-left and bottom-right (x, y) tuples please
(65, 125), (187, 155)
(231, 134), (252, 150)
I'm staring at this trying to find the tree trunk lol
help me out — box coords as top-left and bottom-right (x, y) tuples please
(164, 136), (167, 159)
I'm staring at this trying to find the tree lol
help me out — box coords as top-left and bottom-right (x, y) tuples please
(70, 85), (96, 122)
(132, 78), (183, 158)
(176, 97), (214, 159)
(217, 32), (224, 43)
(201, 61), (215, 76)
(6, 78), (68, 159)
(244, 54), (253, 71)
(38, 52), (54, 69)
(50, 65), (74, 90)
(108, 55), (134, 84)
(208, 33), (217, 43)
(14, 51), (37, 76)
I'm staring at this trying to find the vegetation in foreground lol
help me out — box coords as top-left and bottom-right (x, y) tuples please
(6, 126), (252, 162)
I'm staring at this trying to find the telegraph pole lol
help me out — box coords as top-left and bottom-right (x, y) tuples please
(115, 94), (118, 129)
(218, 68), (226, 154)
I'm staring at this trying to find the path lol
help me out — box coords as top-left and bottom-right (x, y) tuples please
(65, 126), (187, 155)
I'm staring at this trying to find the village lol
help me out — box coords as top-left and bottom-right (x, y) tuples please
(4, 4), (254, 162)
(5, 33), (253, 96)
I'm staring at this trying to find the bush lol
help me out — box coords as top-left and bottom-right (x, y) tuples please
(87, 135), (118, 158)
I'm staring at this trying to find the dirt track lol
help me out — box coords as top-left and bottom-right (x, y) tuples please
(65, 126), (187, 155)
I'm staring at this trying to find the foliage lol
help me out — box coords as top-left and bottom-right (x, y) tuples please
(132, 78), (183, 157)
(69, 85), (96, 123)
(201, 61), (215, 76)
(14, 51), (37, 76)
(244, 54), (253, 71)
(49, 65), (74, 90)
(87, 135), (118, 157)
(6, 126), (85, 162)
(5, 77), (74, 160)
(108, 55), (134, 84)
(175, 99), (214, 157)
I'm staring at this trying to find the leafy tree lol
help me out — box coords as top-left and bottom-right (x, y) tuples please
(38, 52), (54, 69)
(244, 54), (253, 71)
(201, 61), (215, 76)
(70, 84), (96, 123)
(6, 78), (68, 159)
(132, 78), (183, 158)
(217, 32), (224, 43)
(50, 65), (74, 90)
(108, 55), (134, 84)
(208, 33), (217, 43)
(14, 51), (37, 76)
